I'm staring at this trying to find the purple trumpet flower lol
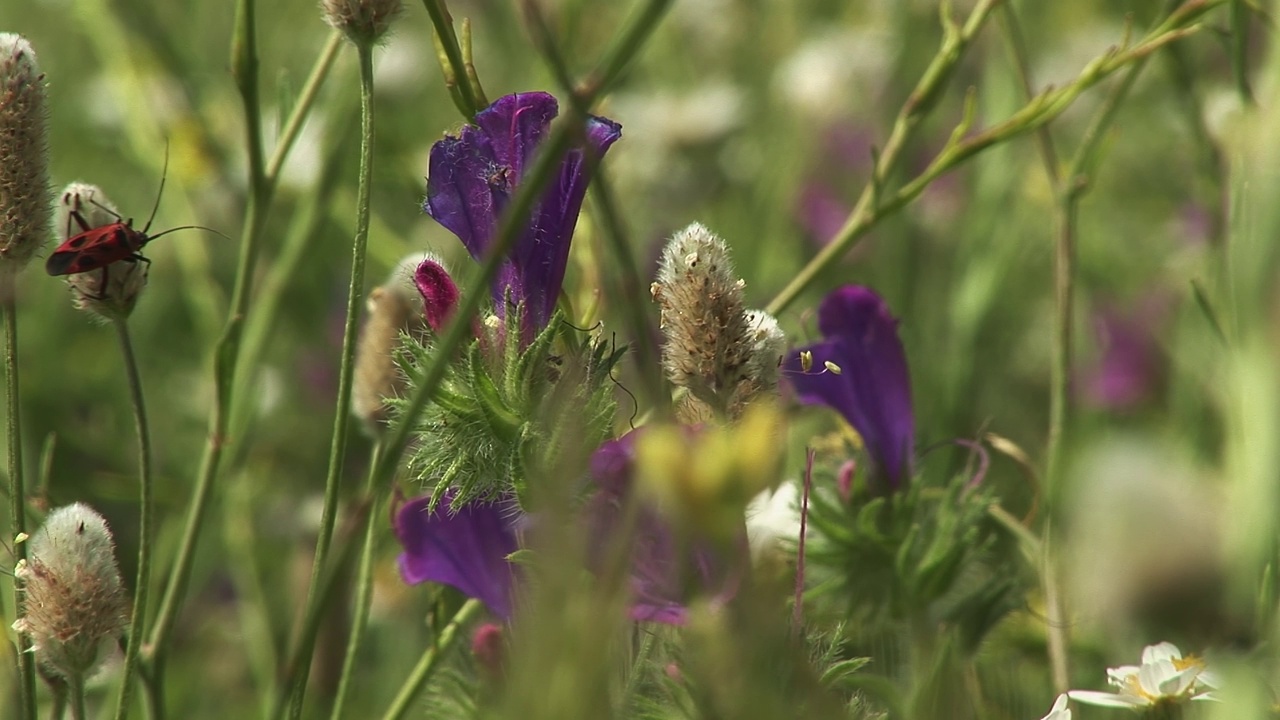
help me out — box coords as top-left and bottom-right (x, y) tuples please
(393, 431), (740, 623)
(424, 92), (622, 333)
(783, 286), (915, 494)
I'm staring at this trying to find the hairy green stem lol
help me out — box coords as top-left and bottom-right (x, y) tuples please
(284, 39), (377, 720)
(378, 600), (483, 720)
(328, 442), (385, 720)
(111, 320), (154, 720)
(4, 282), (36, 720)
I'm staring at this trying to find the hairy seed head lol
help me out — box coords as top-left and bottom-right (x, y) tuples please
(0, 34), (51, 273)
(353, 254), (432, 433)
(12, 503), (130, 681)
(652, 222), (753, 417)
(57, 183), (147, 321)
(321, 0), (404, 45)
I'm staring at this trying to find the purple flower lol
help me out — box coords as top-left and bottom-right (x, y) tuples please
(394, 431), (740, 624)
(424, 92), (622, 333)
(394, 493), (521, 619)
(783, 286), (914, 493)
(1080, 297), (1168, 411)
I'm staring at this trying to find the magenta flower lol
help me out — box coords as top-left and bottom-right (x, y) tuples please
(424, 91), (622, 332)
(393, 431), (740, 623)
(783, 286), (914, 493)
(1080, 297), (1168, 411)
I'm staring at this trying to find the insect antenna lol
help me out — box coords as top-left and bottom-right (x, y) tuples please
(144, 225), (232, 244)
(140, 141), (171, 235)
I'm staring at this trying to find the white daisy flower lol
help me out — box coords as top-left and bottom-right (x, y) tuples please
(1069, 642), (1217, 709)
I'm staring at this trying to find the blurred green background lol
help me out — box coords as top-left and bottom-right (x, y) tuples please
(3, 0), (1276, 717)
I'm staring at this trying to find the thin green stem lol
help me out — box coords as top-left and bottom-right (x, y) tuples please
(146, 0), (337, 666)
(765, 0), (1001, 316)
(997, 1), (1061, 189)
(421, 0), (481, 117)
(1230, 0), (1255, 105)
(3, 280), (36, 720)
(764, 3), (1215, 316)
(284, 40), (377, 720)
(378, 600), (482, 720)
(265, 31), (344, 183)
(521, 0), (668, 413)
(329, 442), (385, 720)
(68, 674), (87, 720)
(111, 320), (154, 720)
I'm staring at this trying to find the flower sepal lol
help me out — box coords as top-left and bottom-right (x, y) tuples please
(400, 307), (622, 510)
(808, 467), (1022, 646)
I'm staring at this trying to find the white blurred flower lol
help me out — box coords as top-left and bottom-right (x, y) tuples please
(1038, 694), (1070, 720)
(772, 29), (892, 121)
(745, 481), (801, 558)
(1068, 642), (1217, 709)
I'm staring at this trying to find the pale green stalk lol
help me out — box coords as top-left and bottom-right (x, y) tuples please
(329, 442), (384, 720)
(144, 0), (341, 675)
(421, 0), (483, 117)
(765, 0), (1223, 316)
(378, 600), (483, 720)
(68, 674), (87, 720)
(283, 38), (378, 720)
(111, 320), (154, 720)
(3, 282), (36, 720)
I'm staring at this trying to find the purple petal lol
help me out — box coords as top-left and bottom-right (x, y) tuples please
(1080, 300), (1165, 410)
(784, 286), (914, 492)
(394, 493), (520, 619)
(586, 431), (742, 625)
(414, 258), (460, 332)
(424, 92), (622, 333)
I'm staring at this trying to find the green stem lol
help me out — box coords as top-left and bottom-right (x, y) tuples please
(1229, 0), (1255, 105)
(521, 0), (668, 413)
(3, 280), (36, 720)
(421, 0), (481, 117)
(111, 320), (154, 720)
(764, 2), (1215, 316)
(68, 674), (87, 720)
(265, 32), (344, 182)
(997, 1), (1061, 189)
(764, 0), (1001, 316)
(329, 442), (384, 720)
(146, 0), (338, 666)
(378, 600), (482, 720)
(284, 39), (377, 720)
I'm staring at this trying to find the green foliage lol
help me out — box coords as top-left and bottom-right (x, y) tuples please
(399, 307), (621, 507)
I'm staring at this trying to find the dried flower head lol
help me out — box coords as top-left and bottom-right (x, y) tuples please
(321, 0), (404, 45)
(352, 255), (434, 432)
(56, 183), (147, 321)
(0, 34), (51, 272)
(12, 503), (130, 680)
(651, 223), (757, 419)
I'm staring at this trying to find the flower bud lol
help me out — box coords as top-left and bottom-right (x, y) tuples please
(353, 254), (432, 433)
(652, 223), (754, 419)
(55, 183), (147, 321)
(321, 0), (404, 45)
(0, 34), (51, 273)
(12, 503), (130, 681)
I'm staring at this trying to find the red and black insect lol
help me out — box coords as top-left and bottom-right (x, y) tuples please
(45, 160), (214, 284)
